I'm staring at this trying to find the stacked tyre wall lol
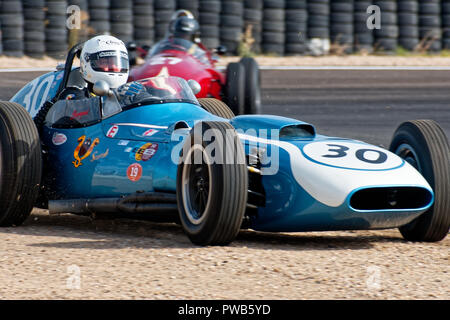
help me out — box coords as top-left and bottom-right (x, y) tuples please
(1, 0), (450, 58)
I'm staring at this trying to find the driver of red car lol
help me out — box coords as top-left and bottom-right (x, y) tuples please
(168, 10), (200, 43)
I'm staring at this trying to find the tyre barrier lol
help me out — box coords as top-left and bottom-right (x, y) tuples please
(443, 0), (450, 49)
(398, 0), (419, 51)
(200, 0), (221, 50)
(154, 0), (175, 42)
(354, 0), (373, 53)
(1, 0), (450, 59)
(220, 0), (244, 54)
(330, 0), (354, 54)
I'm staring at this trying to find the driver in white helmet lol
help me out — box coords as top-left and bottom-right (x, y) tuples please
(60, 35), (129, 100)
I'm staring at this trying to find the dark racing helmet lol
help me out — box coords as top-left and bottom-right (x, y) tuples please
(171, 16), (200, 42)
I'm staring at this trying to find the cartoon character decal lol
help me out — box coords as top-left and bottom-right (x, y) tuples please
(73, 135), (100, 168)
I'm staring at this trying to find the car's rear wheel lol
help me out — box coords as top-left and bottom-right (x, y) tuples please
(240, 57), (261, 114)
(225, 62), (245, 115)
(176, 121), (248, 245)
(0, 101), (42, 227)
(198, 98), (235, 119)
(390, 120), (450, 242)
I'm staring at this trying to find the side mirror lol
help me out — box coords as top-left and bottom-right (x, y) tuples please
(215, 45), (227, 55)
(187, 79), (201, 95)
(93, 80), (113, 97)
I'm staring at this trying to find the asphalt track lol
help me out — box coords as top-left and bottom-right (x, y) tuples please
(0, 69), (449, 147)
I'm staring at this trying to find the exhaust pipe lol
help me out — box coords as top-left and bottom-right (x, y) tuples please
(49, 192), (178, 215)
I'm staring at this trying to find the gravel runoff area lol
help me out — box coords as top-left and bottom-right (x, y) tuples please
(0, 209), (448, 300)
(1, 55), (450, 69)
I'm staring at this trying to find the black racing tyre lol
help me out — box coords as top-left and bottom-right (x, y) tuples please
(286, 0), (306, 10)
(398, 13), (419, 26)
(225, 62), (245, 115)
(1, 1), (23, 13)
(110, 8), (133, 22)
(419, 3), (440, 15)
(0, 102), (42, 227)
(220, 27), (242, 42)
(198, 98), (235, 119)
(262, 43), (285, 55)
(330, 2), (353, 12)
(200, 25), (219, 38)
(264, 0), (286, 9)
(375, 38), (397, 51)
(307, 3), (329, 16)
(199, 12), (220, 25)
(110, 0), (133, 9)
(374, 1), (397, 12)
(240, 57), (261, 115)
(263, 21), (285, 33)
(89, 9), (109, 20)
(176, 121), (248, 246)
(220, 15), (244, 28)
(199, 0), (221, 13)
(263, 8), (284, 21)
(308, 27), (329, 38)
(0, 13), (24, 27)
(354, 1), (373, 12)
(390, 120), (450, 242)
(374, 25), (399, 38)
(244, 9), (263, 22)
(154, 0), (176, 10)
(2, 27), (24, 40)
(262, 31), (285, 44)
(398, 1), (419, 13)
(399, 26), (419, 38)
(221, 1), (244, 15)
(398, 38), (419, 51)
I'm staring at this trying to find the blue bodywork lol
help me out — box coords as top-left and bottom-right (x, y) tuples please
(10, 70), (434, 232)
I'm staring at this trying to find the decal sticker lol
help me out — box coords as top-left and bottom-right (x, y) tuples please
(142, 129), (158, 137)
(127, 163), (143, 182)
(91, 149), (109, 162)
(52, 133), (67, 146)
(302, 141), (404, 171)
(73, 135), (100, 168)
(118, 140), (129, 146)
(107, 125), (119, 138)
(124, 147), (133, 153)
(134, 143), (159, 162)
(70, 109), (89, 120)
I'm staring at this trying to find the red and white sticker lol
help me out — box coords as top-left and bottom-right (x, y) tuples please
(135, 143), (159, 162)
(52, 133), (67, 146)
(142, 129), (158, 137)
(106, 125), (119, 138)
(127, 163), (143, 182)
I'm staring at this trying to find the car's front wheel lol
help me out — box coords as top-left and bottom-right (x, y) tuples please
(176, 121), (248, 245)
(390, 120), (450, 242)
(0, 101), (42, 227)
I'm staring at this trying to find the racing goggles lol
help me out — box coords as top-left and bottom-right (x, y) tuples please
(88, 50), (129, 73)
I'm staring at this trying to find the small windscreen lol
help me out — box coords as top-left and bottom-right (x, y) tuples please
(116, 76), (198, 107)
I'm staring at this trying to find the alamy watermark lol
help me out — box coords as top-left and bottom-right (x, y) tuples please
(170, 127), (280, 176)
(66, 5), (81, 30)
(66, 264), (81, 289)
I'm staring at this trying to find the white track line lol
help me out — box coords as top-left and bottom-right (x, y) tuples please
(0, 67), (56, 72)
(1, 66), (450, 73)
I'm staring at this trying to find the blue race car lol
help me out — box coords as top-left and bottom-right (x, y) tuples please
(1, 44), (449, 245)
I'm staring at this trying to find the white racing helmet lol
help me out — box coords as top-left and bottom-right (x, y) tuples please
(80, 35), (129, 89)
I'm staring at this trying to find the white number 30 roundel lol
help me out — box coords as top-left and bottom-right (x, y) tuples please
(302, 141), (404, 171)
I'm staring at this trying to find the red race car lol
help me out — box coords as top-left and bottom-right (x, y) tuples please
(128, 37), (261, 115)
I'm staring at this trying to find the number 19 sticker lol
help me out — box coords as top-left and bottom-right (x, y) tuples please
(127, 163), (143, 182)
